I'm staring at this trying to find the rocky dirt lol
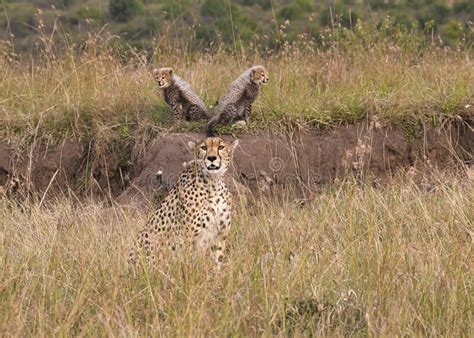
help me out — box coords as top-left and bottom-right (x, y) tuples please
(1, 120), (472, 203)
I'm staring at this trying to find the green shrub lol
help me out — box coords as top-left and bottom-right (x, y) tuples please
(0, 3), (36, 37)
(109, 0), (142, 22)
(145, 14), (161, 32)
(453, 1), (474, 19)
(200, 0), (258, 44)
(195, 24), (219, 45)
(77, 6), (102, 21)
(278, 0), (312, 20)
(441, 20), (464, 44)
(278, 6), (298, 21)
(161, 0), (190, 19)
(238, 0), (271, 10)
(116, 18), (150, 39)
(201, 0), (228, 18)
(236, 15), (259, 38)
(319, 4), (359, 28)
(416, 0), (451, 26)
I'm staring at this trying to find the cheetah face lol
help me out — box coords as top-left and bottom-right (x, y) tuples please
(250, 65), (269, 86)
(153, 67), (174, 88)
(188, 137), (239, 177)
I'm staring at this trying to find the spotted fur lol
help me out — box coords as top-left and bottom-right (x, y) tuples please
(207, 65), (268, 136)
(128, 137), (239, 269)
(153, 67), (208, 121)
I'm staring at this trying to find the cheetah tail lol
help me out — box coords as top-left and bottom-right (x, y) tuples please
(206, 128), (217, 137)
(206, 119), (218, 137)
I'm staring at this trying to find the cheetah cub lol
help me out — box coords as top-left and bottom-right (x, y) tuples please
(153, 67), (209, 121)
(207, 65), (268, 136)
(128, 137), (239, 269)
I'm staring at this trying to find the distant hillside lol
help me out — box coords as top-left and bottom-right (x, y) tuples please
(1, 0), (473, 53)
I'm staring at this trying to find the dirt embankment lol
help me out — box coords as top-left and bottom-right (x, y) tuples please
(1, 120), (473, 202)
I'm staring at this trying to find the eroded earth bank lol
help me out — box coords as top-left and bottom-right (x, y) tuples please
(1, 120), (473, 202)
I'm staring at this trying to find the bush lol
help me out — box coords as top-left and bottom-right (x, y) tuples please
(416, 0), (451, 25)
(161, 0), (190, 19)
(453, 1), (474, 20)
(145, 14), (161, 32)
(441, 20), (464, 44)
(319, 4), (359, 28)
(201, 0), (228, 18)
(238, 0), (271, 10)
(109, 0), (141, 22)
(77, 6), (102, 21)
(278, 0), (312, 20)
(195, 24), (218, 45)
(0, 3), (36, 37)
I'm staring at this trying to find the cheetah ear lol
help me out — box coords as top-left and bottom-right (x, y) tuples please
(188, 141), (196, 150)
(231, 139), (239, 151)
(168, 68), (174, 76)
(250, 68), (257, 80)
(152, 68), (158, 75)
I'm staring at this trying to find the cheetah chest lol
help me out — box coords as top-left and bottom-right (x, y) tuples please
(193, 184), (231, 249)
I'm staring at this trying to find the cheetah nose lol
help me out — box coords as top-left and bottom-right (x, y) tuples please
(207, 156), (217, 162)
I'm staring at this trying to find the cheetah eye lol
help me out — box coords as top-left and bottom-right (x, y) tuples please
(200, 146), (207, 151)
(218, 145), (224, 150)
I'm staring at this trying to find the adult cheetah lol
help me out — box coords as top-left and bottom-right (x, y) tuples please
(128, 137), (239, 269)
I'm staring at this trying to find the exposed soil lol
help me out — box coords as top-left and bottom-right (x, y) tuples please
(1, 120), (472, 202)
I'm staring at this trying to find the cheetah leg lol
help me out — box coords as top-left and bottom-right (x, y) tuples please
(190, 211), (208, 252)
(212, 232), (228, 269)
(206, 104), (238, 136)
(187, 104), (208, 121)
(242, 102), (252, 123)
(127, 247), (138, 268)
(233, 103), (250, 124)
(128, 228), (164, 272)
(213, 215), (231, 268)
(165, 89), (185, 121)
(171, 102), (184, 121)
(127, 246), (147, 275)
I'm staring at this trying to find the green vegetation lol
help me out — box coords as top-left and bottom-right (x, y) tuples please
(1, 174), (472, 335)
(0, 17), (472, 144)
(109, 0), (141, 22)
(76, 5), (102, 21)
(0, 2), (472, 145)
(279, 0), (313, 21)
(1, 0), (473, 51)
(0, 2), (36, 38)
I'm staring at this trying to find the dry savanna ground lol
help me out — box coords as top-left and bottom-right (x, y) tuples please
(1, 173), (472, 336)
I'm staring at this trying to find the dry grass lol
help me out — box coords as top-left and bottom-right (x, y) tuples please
(1, 18), (473, 336)
(1, 174), (472, 336)
(1, 21), (473, 143)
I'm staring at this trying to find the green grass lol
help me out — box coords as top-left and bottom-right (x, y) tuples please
(2, 0), (473, 50)
(0, 19), (473, 145)
(1, 174), (472, 335)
